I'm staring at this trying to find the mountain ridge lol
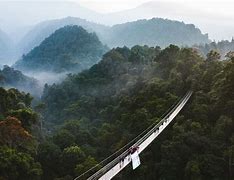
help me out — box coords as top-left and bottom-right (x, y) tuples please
(18, 17), (210, 53)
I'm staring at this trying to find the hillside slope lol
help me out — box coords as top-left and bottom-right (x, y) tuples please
(17, 17), (109, 55)
(14, 25), (108, 73)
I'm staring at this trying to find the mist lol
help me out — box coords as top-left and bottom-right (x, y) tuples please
(24, 71), (68, 86)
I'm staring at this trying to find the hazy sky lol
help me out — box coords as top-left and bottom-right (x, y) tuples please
(76, 0), (234, 40)
(0, 0), (233, 40)
(2, 0), (234, 14)
(77, 0), (234, 14)
(77, 0), (150, 12)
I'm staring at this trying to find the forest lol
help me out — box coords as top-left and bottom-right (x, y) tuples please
(0, 44), (233, 179)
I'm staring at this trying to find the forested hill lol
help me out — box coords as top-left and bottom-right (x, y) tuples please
(104, 18), (210, 47)
(0, 65), (40, 96)
(17, 17), (109, 55)
(14, 25), (108, 73)
(19, 17), (210, 53)
(38, 45), (234, 179)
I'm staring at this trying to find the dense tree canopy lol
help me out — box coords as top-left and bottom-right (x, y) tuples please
(0, 88), (42, 179)
(0, 146), (42, 180)
(1, 44), (233, 180)
(39, 45), (234, 179)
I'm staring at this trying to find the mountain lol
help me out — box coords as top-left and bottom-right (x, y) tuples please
(102, 1), (188, 25)
(105, 18), (210, 48)
(0, 1), (233, 43)
(0, 65), (40, 96)
(19, 17), (209, 54)
(104, 1), (234, 40)
(14, 25), (108, 73)
(18, 17), (109, 55)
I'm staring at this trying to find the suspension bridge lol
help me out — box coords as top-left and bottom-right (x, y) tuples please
(74, 91), (193, 180)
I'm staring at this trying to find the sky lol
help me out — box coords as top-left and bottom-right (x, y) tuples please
(75, 0), (234, 40)
(76, 0), (234, 14)
(0, 0), (233, 40)
(2, 0), (234, 14)
(77, 0), (150, 13)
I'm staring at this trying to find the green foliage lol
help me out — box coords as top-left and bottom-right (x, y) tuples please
(0, 146), (42, 180)
(40, 45), (234, 179)
(75, 156), (99, 177)
(60, 146), (86, 176)
(206, 50), (221, 62)
(0, 88), (42, 178)
(3, 44), (234, 179)
(0, 87), (33, 117)
(212, 58), (234, 118)
(8, 108), (38, 131)
(37, 141), (61, 179)
(53, 130), (76, 150)
(155, 44), (180, 78)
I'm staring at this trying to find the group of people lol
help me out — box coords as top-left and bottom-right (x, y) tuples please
(119, 145), (140, 168)
(118, 117), (170, 169)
